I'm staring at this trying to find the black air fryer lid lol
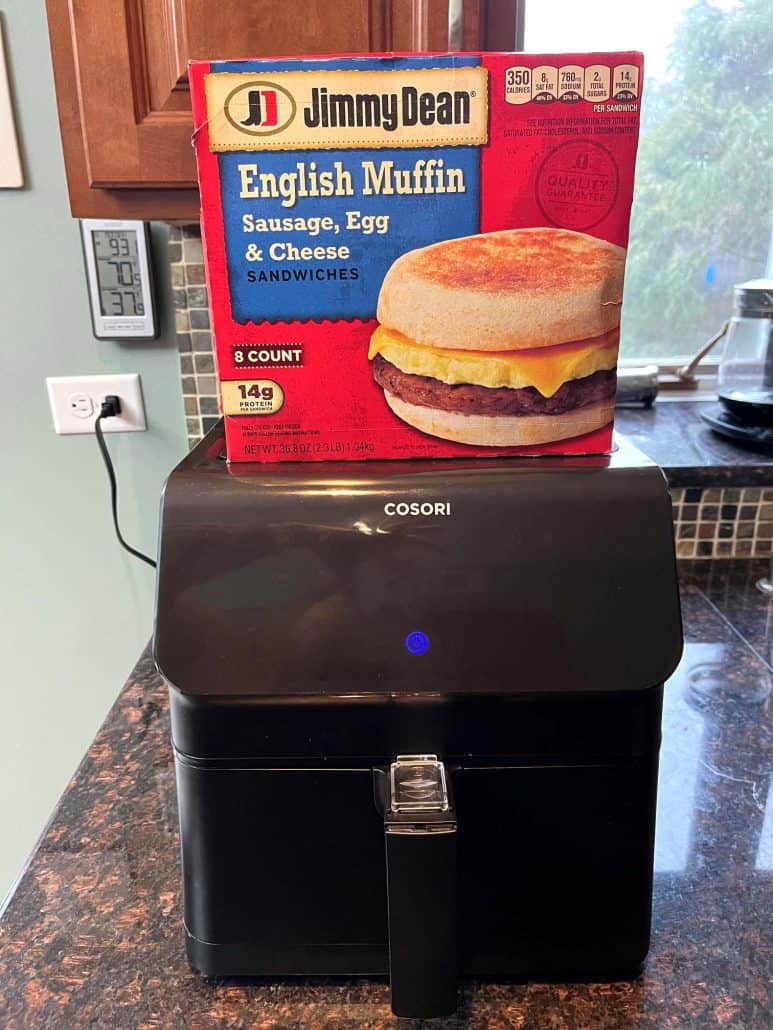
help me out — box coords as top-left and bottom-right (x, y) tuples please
(154, 428), (682, 700)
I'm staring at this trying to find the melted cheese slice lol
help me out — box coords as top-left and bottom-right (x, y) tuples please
(369, 326), (620, 398)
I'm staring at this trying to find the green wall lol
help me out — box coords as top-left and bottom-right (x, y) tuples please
(0, 3), (187, 901)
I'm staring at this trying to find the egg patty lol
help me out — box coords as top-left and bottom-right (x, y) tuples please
(368, 325), (619, 399)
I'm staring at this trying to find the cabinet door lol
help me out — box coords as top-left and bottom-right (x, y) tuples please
(47, 0), (515, 218)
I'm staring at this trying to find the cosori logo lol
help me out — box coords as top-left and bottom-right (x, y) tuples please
(224, 81), (297, 137)
(206, 68), (488, 151)
(384, 501), (452, 516)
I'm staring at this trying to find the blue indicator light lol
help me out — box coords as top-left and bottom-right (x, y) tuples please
(405, 631), (430, 656)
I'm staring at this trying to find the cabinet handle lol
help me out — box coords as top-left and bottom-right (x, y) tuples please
(448, 0), (464, 50)
(411, 0), (428, 49)
(410, 0), (463, 51)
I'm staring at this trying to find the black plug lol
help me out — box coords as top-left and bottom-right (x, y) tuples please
(93, 392), (156, 569)
(100, 395), (122, 419)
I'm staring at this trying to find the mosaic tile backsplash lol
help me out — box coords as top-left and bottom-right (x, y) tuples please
(671, 487), (773, 559)
(170, 223), (220, 446)
(170, 223), (772, 559)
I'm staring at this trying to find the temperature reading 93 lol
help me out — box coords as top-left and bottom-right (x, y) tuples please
(92, 230), (145, 317)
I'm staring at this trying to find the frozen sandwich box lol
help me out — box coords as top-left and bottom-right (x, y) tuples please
(190, 52), (644, 462)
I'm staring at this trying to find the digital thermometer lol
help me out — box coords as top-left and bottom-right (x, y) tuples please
(80, 219), (158, 340)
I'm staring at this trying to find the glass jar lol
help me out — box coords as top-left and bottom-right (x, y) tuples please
(717, 279), (773, 426)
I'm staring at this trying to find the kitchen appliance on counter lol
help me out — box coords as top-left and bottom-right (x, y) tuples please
(702, 279), (773, 448)
(154, 426), (683, 1019)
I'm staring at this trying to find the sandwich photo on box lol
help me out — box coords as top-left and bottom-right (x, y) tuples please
(369, 227), (625, 446)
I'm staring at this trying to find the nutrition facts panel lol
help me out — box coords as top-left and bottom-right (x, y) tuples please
(505, 64), (639, 105)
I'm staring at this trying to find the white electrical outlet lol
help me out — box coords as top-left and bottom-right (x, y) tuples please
(46, 374), (147, 435)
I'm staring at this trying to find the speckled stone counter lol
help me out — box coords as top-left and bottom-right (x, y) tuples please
(1, 561), (771, 1029)
(615, 401), (772, 487)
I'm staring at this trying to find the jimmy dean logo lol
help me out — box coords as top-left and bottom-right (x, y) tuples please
(243, 89), (280, 126)
(206, 67), (488, 151)
(224, 81), (296, 137)
(242, 91), (278, 128)
(303, 86), (472, 133)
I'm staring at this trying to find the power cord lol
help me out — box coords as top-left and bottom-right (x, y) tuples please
(94, 396), (157, 569)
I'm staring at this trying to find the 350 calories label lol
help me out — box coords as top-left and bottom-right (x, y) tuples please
(505, 63), (637, 105)
(505, 66), (532, 105)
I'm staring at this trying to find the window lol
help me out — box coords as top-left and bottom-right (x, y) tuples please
(526, 0), (773, 364)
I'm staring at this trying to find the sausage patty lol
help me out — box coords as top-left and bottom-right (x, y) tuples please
(372, 356), (617, 416)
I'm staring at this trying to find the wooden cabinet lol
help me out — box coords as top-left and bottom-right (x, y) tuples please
(46, 0), (519, 219)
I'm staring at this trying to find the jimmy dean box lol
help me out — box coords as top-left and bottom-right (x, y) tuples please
(190, 53), (643, 462)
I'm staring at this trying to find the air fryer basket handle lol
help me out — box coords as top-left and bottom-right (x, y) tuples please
(383, 756), (458, 1019)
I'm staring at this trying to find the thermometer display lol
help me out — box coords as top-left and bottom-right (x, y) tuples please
(92, 230), (145, 317)
(80, 219), (158, 340)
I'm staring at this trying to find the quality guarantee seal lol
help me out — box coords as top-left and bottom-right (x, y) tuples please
(536, 140), (619, 231)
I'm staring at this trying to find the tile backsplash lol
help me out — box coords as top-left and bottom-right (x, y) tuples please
(170, 223), (219, 450)
(169, 223), (772, 559)
(671, 486), (773, 559)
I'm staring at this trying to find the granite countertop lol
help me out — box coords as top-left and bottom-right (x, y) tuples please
(1, 561), (771, 1028)
(615, 401), (773, 487)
